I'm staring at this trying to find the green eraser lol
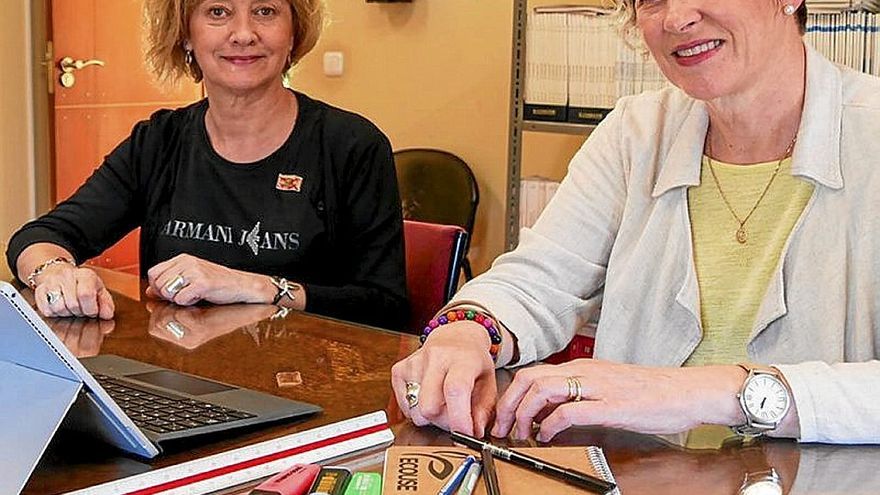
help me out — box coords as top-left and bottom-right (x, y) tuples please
(343, 472), (382, 495)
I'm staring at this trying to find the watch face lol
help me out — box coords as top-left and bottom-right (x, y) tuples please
(742, 374), (790, 424)
(741, 480), (783, 495)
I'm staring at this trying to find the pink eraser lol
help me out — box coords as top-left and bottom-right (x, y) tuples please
(250, 464), (322, 495)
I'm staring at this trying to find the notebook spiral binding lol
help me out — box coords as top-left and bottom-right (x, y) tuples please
(586, 446), (621, 495)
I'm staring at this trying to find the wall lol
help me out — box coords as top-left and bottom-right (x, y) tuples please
(290, 1), (513, 273)
(0, 0), (33, 278)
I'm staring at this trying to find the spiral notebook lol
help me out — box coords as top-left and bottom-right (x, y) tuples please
(382, 445), (618, 495)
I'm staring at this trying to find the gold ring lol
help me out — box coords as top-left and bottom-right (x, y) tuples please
(566, 376), (583, 402)
(164, 274), (188, 296)
(404, 381), (421, 409)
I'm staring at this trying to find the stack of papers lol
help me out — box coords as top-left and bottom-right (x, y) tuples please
(807, 0), (880, 13)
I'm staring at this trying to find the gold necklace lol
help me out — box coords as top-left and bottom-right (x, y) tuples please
(705, 129), (797, 244)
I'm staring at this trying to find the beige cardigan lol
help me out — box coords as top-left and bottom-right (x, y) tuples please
(452, 45), (880, 443)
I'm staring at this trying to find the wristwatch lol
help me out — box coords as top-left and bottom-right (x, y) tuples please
(733, 363), (792, 437)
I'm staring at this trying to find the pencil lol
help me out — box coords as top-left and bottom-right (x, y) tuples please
(481, 445), (501, 495)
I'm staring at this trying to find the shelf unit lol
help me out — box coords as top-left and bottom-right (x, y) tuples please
(505, 0), (598, 249)
(505, 0), (528, 251)
(523, 121), (595, 135)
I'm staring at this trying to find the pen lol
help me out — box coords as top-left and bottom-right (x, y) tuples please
(438, 455), (476, 495)
(454, 462), (482, 495)
(480, 445), (501, 495)
(450, 432), (616, 495)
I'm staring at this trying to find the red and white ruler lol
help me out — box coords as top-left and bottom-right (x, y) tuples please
(66, 410), (393, 495)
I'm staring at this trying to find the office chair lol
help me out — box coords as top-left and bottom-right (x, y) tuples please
(403, 220), (469, 335)
(393, 148), (479, 280)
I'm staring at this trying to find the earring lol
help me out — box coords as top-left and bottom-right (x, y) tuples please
(184, 49), (194, 66)
(783, 4), (796, 15)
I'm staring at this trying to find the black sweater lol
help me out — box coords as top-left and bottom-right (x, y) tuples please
(7, 92), (408, 330)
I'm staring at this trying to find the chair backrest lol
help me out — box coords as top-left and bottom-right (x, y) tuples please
(393, 149), (479, 236)
(403, 220), (468, 335)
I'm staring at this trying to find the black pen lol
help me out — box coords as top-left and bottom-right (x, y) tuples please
(481, 445), (502, 495)
(450, 432), (616, 495)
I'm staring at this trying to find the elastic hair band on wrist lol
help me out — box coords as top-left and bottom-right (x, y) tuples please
(420, 309), (502, 362)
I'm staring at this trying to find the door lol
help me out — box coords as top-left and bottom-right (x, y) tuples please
(50, 0), (202, 274)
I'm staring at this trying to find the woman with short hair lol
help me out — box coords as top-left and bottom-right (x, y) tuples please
(7, 0), (408, 330)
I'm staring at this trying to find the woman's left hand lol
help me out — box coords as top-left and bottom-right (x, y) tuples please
(491, 359), (746, 442)
(146, 254), (273, 306)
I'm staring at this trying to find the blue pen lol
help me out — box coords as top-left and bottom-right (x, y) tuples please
(437, 455), (476, 495)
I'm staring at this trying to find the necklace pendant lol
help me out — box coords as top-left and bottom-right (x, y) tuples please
(736, 226), (748, 244)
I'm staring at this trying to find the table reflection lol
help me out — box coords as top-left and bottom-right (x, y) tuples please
(145, 301), (279, 350)
(45, 317), (116, 358)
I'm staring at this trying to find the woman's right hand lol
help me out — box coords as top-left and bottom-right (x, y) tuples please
(390, 321), (498, 436)
(32, 263), (115, 319)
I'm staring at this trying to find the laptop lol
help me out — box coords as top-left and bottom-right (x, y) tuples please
(0, 281), (322, 494)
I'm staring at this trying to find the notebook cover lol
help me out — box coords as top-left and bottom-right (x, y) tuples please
(381, 446), (616, 495)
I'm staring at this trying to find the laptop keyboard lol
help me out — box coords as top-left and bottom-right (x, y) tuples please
(94, 374), (257, 434)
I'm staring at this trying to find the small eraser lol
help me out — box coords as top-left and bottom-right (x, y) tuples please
(251, 463), (321, 495)
(343, 472), (382, 495)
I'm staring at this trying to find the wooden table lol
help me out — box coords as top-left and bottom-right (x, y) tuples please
(21, 274), (880, 494)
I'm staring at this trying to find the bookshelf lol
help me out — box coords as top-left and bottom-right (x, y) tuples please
(506, 0), (600, 249)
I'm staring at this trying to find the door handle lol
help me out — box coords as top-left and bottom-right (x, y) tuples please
(58, 56), (106, 88)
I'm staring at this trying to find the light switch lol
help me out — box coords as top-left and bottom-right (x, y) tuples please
(323, 51), (344, 77)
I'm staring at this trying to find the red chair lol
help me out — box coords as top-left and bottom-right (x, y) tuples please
(403, 220), (469, 335)
(394, 149), (479, 281)
(544, 334), (596, 362)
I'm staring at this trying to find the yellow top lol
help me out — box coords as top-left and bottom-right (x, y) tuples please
(684, 156), (814, 367)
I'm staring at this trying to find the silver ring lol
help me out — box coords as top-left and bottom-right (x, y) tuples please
(566, 376), (583, 402)
(164, 274), (189, 296)
(164, 321), (186, 339)
(404, 381), (421, 409)
(46, 290), (63, 306)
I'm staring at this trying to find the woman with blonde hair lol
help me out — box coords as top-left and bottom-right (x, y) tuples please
(7, 0), (408, 329)
(393, 0), (880, 444)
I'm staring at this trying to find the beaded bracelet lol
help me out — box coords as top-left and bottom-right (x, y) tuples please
(420, 309), (503, 362)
